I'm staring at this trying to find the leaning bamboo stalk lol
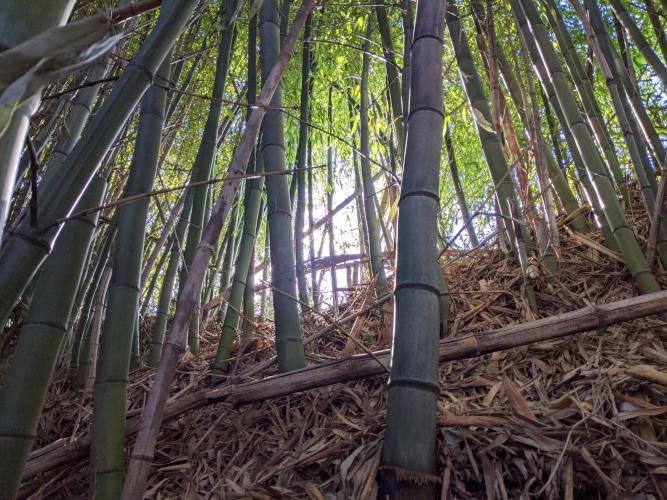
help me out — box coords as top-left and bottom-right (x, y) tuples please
(119, 4), (315, 498)
(582, 0), (665, 178)
(510, 0), (618, 250)
(0, 175), (106, 498)
(23, 289), (667, 481)
(0, 0), (76, 247)
(540, 0), (630, 202)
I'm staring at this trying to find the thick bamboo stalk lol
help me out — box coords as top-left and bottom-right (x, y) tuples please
(24, 289), (667, 481)
(0, 174), (105, 498)
(380, 1), (445, 495)
(360, 12), (390, 299)
(260, 0), (307, 372)
(0, 0), (199, 331)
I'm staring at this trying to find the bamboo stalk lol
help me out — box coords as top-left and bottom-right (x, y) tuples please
(360, 12), (390, 300)
(380, 0), (445, 496)
(260, 0), (308, 372)
(179, 0), (236, 355)
(295, 14), (313, 311)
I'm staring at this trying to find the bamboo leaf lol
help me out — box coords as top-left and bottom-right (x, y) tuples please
(0, 15), (122, 138)
(247, 0), (265, 21)
(472, 107), (495, 132)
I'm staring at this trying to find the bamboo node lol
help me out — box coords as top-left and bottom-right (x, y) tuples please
(379, 465), (442, 485)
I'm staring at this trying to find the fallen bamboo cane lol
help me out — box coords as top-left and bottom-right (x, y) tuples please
(22, 290), (667, 481)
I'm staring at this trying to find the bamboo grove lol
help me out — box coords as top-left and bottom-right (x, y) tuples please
(0, 0), (666, 497)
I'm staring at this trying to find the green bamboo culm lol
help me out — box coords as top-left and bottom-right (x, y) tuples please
(294, 13), (313, 311)
(401, 0), (413, 154)
(210, 158), (266, 378)
(0, 0), (76, 248)
(242, 200), (264, 341)
(608, 0), (667, 87)
(376, 1), (405, 156)
(216, 202), (240, 324)
(71, 216), (118, 370)
(308, 140), (319, 309)
(511, 0), (619, 251)
(446, 1), (532, 258)
(582, 0), (662, 190)
(516, 0), (661, 295)
(445, 126), (479, 247)
(0, 0), (199, 331)
(539, 0), (631, 205)
(259, 0), (307, 372)
(360, 12), (390, 299)
(380, 0), (446, 496)
(327, 87), (339, 308)
(179, 0), (237, 355)
(147, 193), (194, 367)
(0, 175), (105, 498)
(90, 49), (173, 500)
(641, 0), (667, 62)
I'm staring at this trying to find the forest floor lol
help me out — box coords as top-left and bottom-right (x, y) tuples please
(20, 187), (667, 499)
